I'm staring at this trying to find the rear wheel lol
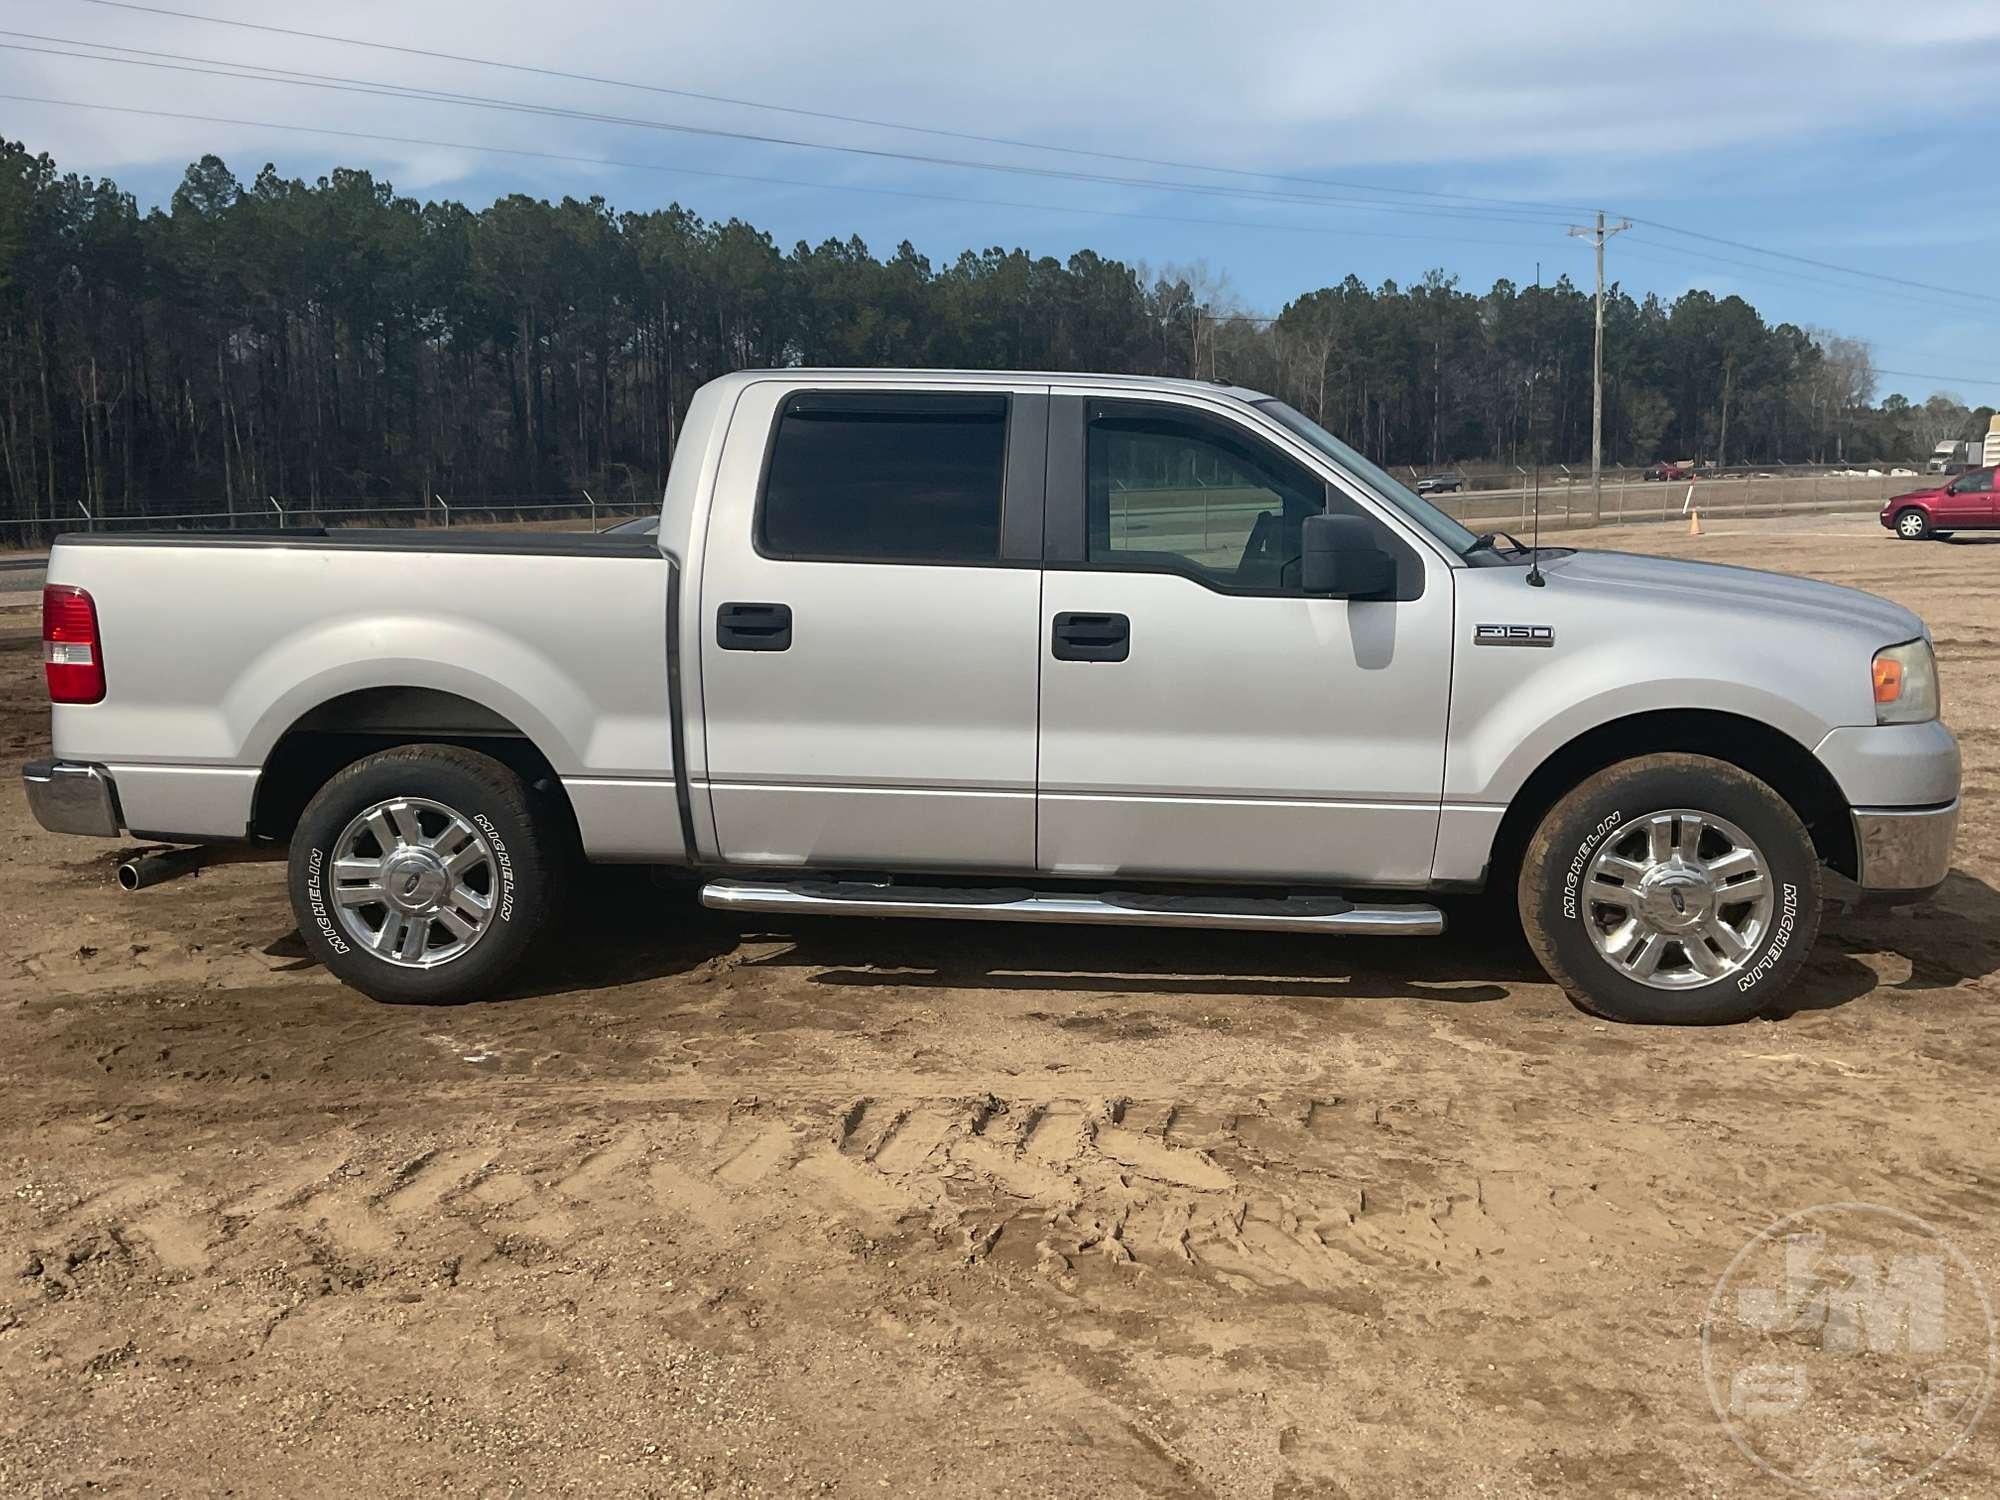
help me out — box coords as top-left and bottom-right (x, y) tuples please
(288, 744), (556, 1003)
(1894, 508), (1932, 540)
(1518, 753), (1821, 1024)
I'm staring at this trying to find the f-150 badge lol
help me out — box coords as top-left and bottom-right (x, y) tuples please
(1474, 624), (1554, 647)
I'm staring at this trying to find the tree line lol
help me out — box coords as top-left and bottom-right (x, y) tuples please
(1, 139), (1986, 531)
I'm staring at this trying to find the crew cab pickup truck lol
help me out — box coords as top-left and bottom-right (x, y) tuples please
(26, 370), (1961, 1024)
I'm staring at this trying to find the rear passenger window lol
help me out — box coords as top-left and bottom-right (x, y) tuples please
(760, 393), (1008, 562)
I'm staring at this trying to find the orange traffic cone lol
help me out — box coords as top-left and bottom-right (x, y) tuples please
(1688, 507), (1702, 536)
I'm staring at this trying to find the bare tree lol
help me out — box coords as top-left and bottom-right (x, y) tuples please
(1912, 391), (1972, 453)
(1155, 260), (1240, 380)
(1810, 332), (1875, 461)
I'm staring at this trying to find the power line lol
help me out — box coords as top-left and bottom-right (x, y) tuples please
(27, 86), (1985, 371)
(58, 0), (2000, 314)
(0, 35), (1585, 230)
(1613, 240), (1992, 322)
(1626, 215), (2000, 312)
(15, 87), (2000, 396)
(1873, 368), (2000, 390)
(15, 34), (1995, 340)
(64, 0), (1599, 220)
(0, 91), (1562, 255)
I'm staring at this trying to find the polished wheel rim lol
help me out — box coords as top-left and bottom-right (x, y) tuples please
(1899, 513), (1926, 537)
(1581, 809), (1774, 990)
(329, 796), (497, 967)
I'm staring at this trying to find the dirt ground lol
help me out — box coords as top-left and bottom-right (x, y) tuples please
(2, 511), (1997, 1498)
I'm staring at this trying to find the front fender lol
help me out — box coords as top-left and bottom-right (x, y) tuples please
(1449, 675), (1833, 808)
(1445, 558), (1893, 809)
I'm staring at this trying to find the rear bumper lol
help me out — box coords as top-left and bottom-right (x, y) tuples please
(1851, 799), (1958, 897)
(22, 758), (122, 837)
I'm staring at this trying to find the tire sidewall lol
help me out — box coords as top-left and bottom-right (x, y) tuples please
(1526, 757), (1821, 1024)
(1895, 509), (1930, 540)
(288, 749), (548, 1003)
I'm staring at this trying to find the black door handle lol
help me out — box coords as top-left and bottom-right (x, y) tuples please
(1052, 611), (1129, 662)
(717, 601), (792, 651)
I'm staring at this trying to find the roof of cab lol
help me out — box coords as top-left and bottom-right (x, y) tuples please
(708, 368), (1273, 404)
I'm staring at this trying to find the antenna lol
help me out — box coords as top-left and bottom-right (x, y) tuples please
(1527, 261), (1546, 586)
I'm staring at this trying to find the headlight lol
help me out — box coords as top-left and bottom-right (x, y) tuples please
(1872, 639), (1939, 724)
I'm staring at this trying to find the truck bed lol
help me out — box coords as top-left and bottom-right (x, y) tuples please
(43, 528), (681, 859)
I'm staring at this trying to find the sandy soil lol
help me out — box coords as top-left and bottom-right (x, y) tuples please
(2, 513), (1998, 1497)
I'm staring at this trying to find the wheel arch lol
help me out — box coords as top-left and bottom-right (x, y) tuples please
(1485, 708), (1856, 893)
(251, 686), (577, 845)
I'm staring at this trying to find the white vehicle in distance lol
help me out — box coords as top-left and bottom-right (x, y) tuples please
(27, 370), (1959, 1024)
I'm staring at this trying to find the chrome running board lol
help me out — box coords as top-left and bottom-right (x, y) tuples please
(699, 879), (1444, 936)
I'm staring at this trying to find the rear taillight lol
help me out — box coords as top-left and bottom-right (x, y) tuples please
(43, 585), (106, 704)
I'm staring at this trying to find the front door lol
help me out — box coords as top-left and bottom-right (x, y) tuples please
(698, 382), (1047, 870)
(1936, 466), (1995, 527)
(1035, 395), (1454, 887)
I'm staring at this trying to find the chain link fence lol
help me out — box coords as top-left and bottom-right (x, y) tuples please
(3, 464), (1938, 548)
(1426, 463), (1930, 533)
(2, 492), (659, 548)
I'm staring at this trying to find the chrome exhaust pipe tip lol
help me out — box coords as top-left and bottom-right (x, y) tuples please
(117, 849), (200, 891)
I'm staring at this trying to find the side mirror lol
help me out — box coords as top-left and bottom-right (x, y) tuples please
(1301, 513), (1396, 599)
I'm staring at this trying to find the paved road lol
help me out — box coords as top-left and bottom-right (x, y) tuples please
(0, 556), (48, 596)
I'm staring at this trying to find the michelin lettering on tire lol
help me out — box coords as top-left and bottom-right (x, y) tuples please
(1562, 810), (1623, 921)
(473, 812), (515, 922)
(303, 845), (350, 955)
(1736, 881), (1799, 992)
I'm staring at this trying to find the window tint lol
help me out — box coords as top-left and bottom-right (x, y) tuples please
(1087, 400), (1325, 592)
(1256, 399), (1481, 556)
(1958, 468), (1994, 494)
(760, 393), (1007, 562)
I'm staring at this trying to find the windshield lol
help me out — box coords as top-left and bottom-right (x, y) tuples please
(1254, 400), (1482, 557)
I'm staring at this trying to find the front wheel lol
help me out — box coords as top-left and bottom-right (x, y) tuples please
(1518, 753), (1822, 1024)
(288, 744), (557, 1003)
(1894, 508), (1932, 540)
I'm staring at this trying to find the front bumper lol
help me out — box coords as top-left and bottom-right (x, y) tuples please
(1852, 799), (1958, 896)
(22, 758), (122, 837)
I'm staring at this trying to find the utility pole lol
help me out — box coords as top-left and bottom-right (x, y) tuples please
(1567, 211), (1631, 525)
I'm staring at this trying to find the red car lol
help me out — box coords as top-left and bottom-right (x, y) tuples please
(1643, 460), (1694, 481)
(1881, 467), (1995, 540)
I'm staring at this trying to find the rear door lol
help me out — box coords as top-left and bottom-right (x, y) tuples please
(697, 380), (1047, 870)
(1034, 392), (1455, 886)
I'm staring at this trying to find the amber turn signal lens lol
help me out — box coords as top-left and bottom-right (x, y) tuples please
(1872, 654), (1904, 704)
(1873, 639), (1939, 724)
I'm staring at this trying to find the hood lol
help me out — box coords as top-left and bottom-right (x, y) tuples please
(1884, 484), (1946, 507)
(1534, 548), (1924, 643)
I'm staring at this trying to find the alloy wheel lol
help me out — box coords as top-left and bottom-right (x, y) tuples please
(1580, 808), (1775, 989)
(329, 796), (498, 967)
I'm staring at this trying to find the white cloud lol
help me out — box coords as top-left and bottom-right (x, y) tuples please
(2, 0), (1994, 207)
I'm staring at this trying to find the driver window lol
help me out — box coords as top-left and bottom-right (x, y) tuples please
(1086, 400), (1325, 591)
(1959, 469), (1993, 494)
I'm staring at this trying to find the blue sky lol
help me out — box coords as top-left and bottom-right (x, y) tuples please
(7, 0), (2000, 404)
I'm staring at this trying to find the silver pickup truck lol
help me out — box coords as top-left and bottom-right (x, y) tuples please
(26, 370), (1960, 1023)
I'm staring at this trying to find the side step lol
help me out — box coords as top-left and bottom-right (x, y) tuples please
(699, 879), (1443, 936)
